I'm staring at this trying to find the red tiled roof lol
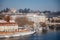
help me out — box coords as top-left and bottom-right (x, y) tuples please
(0, 22), (17, 26)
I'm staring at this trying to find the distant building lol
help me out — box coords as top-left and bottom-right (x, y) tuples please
(26, 13), (47, 23)
(49, 16), (60, 23)
(10, 8), (16, 13)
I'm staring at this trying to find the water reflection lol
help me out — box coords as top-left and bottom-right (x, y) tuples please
(0, 35), (30, 40)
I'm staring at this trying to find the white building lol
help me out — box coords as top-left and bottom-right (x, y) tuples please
(26, 13), (46, 23)
(10, 8), (16, 13)
(0, 20), (18, 32)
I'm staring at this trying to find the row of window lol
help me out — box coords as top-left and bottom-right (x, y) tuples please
(0, 26), (18, 32)
(0, 23), (17, 26)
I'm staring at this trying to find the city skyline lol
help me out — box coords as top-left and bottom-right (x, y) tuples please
(0, 0), (60, 12)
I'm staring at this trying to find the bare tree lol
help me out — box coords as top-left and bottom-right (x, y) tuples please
(4, 15), (10, 22)
(15, 16), (34, 27)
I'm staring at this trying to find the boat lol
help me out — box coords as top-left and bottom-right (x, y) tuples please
(0, 31), (35, 38)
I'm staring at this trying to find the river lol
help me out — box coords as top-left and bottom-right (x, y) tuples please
(0, 30), (60, 40)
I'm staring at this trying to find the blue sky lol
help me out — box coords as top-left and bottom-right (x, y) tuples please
(0, 0), (60, 11)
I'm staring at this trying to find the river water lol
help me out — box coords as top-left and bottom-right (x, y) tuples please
(0, 30), (60, 40)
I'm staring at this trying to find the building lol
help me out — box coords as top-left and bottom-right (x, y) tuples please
(10, 8), (16, 13)
(0, 20), (18, 32)
(26, 13), (47, 23)
(0, 15), (18, 35)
